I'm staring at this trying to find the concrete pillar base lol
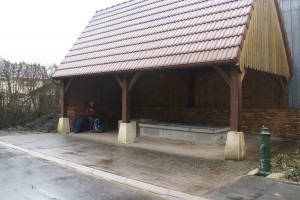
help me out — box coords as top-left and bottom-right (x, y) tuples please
(118, 122), (137, 144)
(57, 118), (70, 134)
(224, 131), (246, 161)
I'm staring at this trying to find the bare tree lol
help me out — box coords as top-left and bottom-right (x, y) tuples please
(0, 58), (59, 127)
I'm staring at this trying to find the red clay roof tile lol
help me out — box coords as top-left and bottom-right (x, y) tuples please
(53, 0), (254, 78)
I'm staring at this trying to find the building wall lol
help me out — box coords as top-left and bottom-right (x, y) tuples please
(241, 109), (300, 139)
(66, 75), (121, 108)
(67, 104), (300, 139)
(131, 69), (281, 109)
(239, 0), (291, 78)
(132, 107), (300, 139)
(279, 0), (300, 108)
(65, 69), (300, 138)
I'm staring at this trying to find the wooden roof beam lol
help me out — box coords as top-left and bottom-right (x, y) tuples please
(241, 69), (247, 82)
(114, 74), (123, 89)
(193, 72), (210, 94)
(128, 72), (142, 92)
(213, 66), (231, 87)
(65, 77), (74, 93)
(114, 72), (142, 91)
(265, 74), (285, 93)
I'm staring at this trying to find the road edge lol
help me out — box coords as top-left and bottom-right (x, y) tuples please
(0, 140), (207, 200)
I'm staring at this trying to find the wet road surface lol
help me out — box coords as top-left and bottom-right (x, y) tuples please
(208, 176), (300, 200)
(0, 146), (162, 200)
(0, 133), (259, 196)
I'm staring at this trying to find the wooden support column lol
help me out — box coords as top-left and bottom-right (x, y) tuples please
(230, 67), (242, 132)
(115, 72), (143, 144)
(114, 72), (142, 123)
(60, 79), (67, 118)
(65, 77), (74, 93)
(57, 78), (72, 133)
(122, 75), (130, 123)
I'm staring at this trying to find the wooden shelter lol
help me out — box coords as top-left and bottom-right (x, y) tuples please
(53, 0), (292, 141)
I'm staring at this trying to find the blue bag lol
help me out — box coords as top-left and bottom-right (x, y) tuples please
(93, 118), (104, 133)
(73, 116), (88, 133)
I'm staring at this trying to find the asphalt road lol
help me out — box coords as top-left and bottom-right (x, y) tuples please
(207, 176), (300, 200)
(0, 146), (162, 200)
(0, 133), (258, 196)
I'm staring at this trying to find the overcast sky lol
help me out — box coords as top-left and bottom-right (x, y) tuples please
(0, 0), (126, 66)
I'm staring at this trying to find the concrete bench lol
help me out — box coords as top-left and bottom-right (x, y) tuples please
(138, 122), (229, 145)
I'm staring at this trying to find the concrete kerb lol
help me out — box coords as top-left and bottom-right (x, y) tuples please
(0, 140), (207, 200)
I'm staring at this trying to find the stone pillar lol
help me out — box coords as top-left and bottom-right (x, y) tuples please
(118, 121), (136, 144)
(57, 117), (70, 133)
(224, 131), (246, 161)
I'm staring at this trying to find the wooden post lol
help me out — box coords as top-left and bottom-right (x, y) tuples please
(60, 79), (67, 118)
(230, 67), (242, 132)
(114, 72), (142, 123)
(122, 75), (130, 123)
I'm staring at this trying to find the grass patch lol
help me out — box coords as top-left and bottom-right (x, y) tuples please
(271, 144), (300, 182)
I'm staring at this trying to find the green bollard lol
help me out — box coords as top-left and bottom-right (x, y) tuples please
(259, 127), (271, 175)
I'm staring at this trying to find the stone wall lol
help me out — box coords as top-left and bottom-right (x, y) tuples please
(132, 107), (230, 126)
(133, 107), (300, 139)
(242, 109), (300, 139)
(67, 106), (300, 139)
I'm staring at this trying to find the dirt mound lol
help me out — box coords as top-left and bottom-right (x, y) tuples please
(24, 114), (60, 133)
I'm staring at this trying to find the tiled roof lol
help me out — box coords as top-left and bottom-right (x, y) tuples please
(53, 0), (254, 78)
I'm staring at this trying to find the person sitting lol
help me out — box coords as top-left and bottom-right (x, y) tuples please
(86, 101), (98, 132)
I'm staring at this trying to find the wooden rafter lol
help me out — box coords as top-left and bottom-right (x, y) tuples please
(114, 73), (142, 123)
(65, 77), (74, 93)
(128, 72), (142, 92)
(114, 74), (123, 89)
(278, 77), (285, 93)
(279, 77), (288, 109)
(265, 74), (284, 93)
(213, 66), (231, 87)
(193, 72), (210, 94)
(241, 69), (247, 82)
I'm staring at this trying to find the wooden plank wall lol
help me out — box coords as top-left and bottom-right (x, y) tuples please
(67, 75), (121, 108)
(239, 0), (291, 78)
(243, 70), (281, 109)
(66, 69), (282, 127)
(131, 72), (189, 107)
(279, 0), (300, 108)
(131, 69), (231, 108)
(66, 75), (122, 129)
(132, 69), (281, 109)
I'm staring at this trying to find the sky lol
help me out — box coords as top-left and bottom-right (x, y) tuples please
(0, 0), (126, 66)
